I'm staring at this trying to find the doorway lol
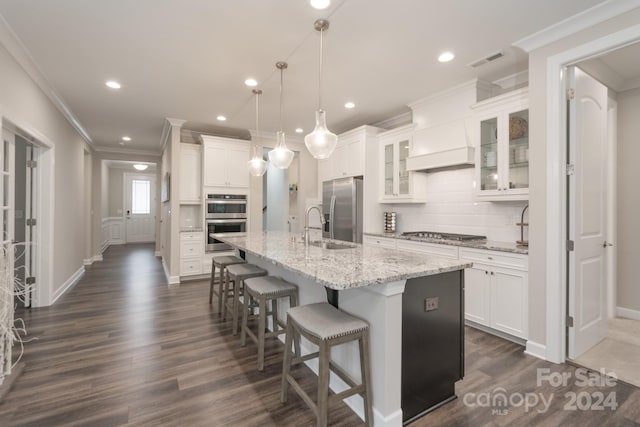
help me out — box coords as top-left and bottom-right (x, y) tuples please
(124, 172), (156, 243)
(262, 149), (299, 232)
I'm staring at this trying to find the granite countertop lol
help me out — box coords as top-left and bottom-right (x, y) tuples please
(217, 231), (471, 291)
(365, 232), (529, 255)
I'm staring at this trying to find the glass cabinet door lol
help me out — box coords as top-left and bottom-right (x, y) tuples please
(480, 117), (498, 191)
(398, 139), (410, 195)
(384, 143), (394, 196)
(507, 109), (529, 190)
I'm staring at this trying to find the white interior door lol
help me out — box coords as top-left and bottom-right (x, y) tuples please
(264, 158), (288, 231)
(125, 173), (156, 243)
(567, 66), (609, 359)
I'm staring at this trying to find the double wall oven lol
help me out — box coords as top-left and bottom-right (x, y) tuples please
(206, 194), (247, 252)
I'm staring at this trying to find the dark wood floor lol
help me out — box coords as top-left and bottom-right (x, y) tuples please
(1, 244), (638, 426)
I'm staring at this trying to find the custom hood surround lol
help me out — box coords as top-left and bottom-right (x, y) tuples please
(406, 79), (494, 171)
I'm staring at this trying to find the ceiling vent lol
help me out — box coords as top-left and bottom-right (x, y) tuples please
(468, 51), (504, 68)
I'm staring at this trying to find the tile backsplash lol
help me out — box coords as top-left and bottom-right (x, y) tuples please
(388, 168), (528, 242)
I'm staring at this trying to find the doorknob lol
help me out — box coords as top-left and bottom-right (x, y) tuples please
(603, 241), (613, 248)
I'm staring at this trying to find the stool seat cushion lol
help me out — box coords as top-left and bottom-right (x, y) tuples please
(287, 303), (368, 341)
(213, 255), (245, 266)
(226, 263), (266, 277)
(245, 276), (297, 298)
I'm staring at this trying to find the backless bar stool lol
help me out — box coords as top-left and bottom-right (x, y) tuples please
(281, 302), (373, 427)
(209, 255), (246, 314)
(240, 276), (299, 371)
(224, 263), (267, 335)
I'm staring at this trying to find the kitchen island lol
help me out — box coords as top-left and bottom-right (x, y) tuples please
(217, 231), (472, 426)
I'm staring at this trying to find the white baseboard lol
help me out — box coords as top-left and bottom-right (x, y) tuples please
(92, 254), (103, 263)
(162, 258), (180, 285)
(525, 340), (547, 361)
(154, 251), (161, 257)
(101, 240), (109, 253)
(52, 266), (84, 304)
(83, 258), (93, 266)
(616, 306), (640, 321)
(110, 239), (124, 245)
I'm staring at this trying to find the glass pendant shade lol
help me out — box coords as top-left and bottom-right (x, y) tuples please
(268, 131), (294, 169)
(248, 146), (267, 177)
(304, 109), (337, 159)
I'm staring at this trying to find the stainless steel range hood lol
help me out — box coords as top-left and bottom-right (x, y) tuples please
(406, 120), (474, 171)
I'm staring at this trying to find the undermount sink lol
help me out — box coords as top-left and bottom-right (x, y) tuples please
(309, 240), (357, 250)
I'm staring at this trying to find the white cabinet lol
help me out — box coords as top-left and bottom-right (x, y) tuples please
(472, 88), (529, 201)
(378, 125), (426, 203)
(460, 247), (528, 339)
(362, 235), (397, 249)
(180, 231), (204, 277)
(396, 239), (459, 259)
(201, 135), (249, 190)
(179, 143), (202, 203)
(332, 134), (364, 178)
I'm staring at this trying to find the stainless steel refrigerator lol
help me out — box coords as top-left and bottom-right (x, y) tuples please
(322, 177), (363, 243)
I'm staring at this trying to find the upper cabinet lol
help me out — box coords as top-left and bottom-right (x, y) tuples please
(179, 143), (202, 203)
(201, 135), (249, 190)
(318, 126), (379, 184)
(472, 88), (529, 201)
(378, 124), (426, 203)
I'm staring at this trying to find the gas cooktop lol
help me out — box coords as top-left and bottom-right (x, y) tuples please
(401, 231), (486, 241)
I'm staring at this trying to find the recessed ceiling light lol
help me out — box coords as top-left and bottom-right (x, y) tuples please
(438, 52), (455, 63)
(122, 136), (131, 141)
(344, 102), (355, 109)
(244, 78), (258, 87)
(295, 128), (303, 133)
(119, 142), (125, 146)
(310, 0), (330, 10)
(217, 115), (227, 121)
(133, 164), (148, 171)
(105, 80), (121, 89)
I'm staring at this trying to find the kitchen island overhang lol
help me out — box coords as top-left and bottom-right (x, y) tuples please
(216, 231), (471, 427)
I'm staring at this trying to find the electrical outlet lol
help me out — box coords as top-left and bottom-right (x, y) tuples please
(424, 297), (439, 312)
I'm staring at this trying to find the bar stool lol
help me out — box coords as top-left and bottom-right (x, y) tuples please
(240, 276), (299, 371)
(281, 302), (373, 427)
(224, 263), (267, 335)
(209, 255), (246, 314)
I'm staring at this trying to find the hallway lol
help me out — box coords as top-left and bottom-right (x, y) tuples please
(0, 244), (638, 426)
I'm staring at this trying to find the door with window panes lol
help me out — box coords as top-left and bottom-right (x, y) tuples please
(125, 173), (156, 243)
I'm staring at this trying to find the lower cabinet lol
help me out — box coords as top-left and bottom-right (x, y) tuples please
(362, 235), (397, 249)
(460, 248), (528, 339)
(180, 232), (204, 277)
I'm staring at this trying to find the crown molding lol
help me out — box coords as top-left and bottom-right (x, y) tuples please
(371, 111), (412, 130)
(0, 12), (93, 145)
(93, 144), (161, 157)
(492, 70), (530, 90)
(513, 0), (640, 53)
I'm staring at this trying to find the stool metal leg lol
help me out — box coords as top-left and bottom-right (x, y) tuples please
(317, 341), (331, 427)
(240, 289), (250, 347)
(222, 270), (231, 321)
(281, 319), (294, 403)
(217, 265), (225, 315)
(257, 296), (267, 371)
(360, 330), (373, 427)
(232, 277), (242, 335)
(209, 262), (216, 305)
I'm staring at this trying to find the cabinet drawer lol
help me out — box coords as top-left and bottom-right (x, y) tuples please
(180, 232), (204, 242)
(363, 235), (397, 249)
(180, 259), (202, 276)
(396, 240), (459, 259)
(459, 248), (527, 271)
(180, 241), (203, 258)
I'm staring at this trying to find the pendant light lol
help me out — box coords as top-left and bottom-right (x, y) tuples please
(304, 19), (338, 159)
(268, 61), (294, 169)
(248, 89), (268, 177)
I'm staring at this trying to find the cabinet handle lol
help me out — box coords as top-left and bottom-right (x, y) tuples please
(490, 271), (494, 275)
(487, 256), (493, 260)
(485, 271), (488, 275)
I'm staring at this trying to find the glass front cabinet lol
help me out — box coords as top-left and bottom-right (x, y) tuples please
(472, 88), (529, 201)
(378, 124), (426, 203)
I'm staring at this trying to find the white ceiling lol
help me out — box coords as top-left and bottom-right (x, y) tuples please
(0, 0), (610, 154)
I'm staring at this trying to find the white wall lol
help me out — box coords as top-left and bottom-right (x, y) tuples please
(386, 168), (527, 241)
(616, 87), (640, 313)
(108, 166), (124, 217)
(527, 7), (640, 349)
(0, 42), (86, 303)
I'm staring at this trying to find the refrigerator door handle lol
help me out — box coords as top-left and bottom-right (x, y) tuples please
(329, 195), (336, 239)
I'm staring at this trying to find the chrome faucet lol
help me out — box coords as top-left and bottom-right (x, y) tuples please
(304, 205), (326, 245)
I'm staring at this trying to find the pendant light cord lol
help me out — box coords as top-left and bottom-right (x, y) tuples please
(318, 26), (323, 110)
(279, 67), (284, 132)
(254, 91), (260, 157)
